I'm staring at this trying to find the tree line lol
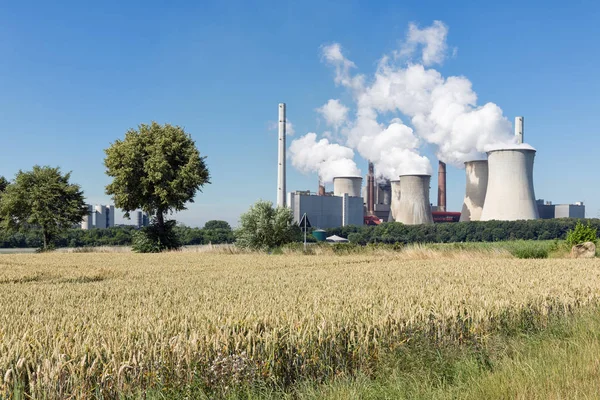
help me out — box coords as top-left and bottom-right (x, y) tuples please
(325, 218), (599, 245)
(0, 222), (235, 249)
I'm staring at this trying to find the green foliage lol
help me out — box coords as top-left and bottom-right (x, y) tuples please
(565, 220), (597, 247)
(235, 200), (301, 250)
(104, 122), (210, 231)
(328, 219), (600, 245)
(203, 220), (231, 230)
(132, 220), (181, 253)
(506, 241), (549, 259)
(0, 166), (86, 250)
(0, 176), (8, 194)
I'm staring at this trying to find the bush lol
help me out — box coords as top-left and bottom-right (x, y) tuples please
(235, 201), (301, 251)
(132, 220), (181, 253)
(566, 221), (597, 247)
(508, 241), (549, 259)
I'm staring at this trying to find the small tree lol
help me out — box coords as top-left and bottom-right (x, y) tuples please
(235, 200), (301, 250)
(204, 220), (231, 230)
(0, 166), (86, 250)
(566, 220), (597, 247)
(104, 122), (210, 252)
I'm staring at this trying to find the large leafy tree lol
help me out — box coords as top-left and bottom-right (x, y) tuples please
(104, 122), (210, 238)
(0, 176), (8, 194)
(235, 200), (301, 250)
(0, 166), (86, 250)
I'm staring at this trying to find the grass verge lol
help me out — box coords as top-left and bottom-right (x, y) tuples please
(146, 308), (600, 399)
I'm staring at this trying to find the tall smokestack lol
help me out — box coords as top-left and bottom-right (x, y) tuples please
(515, 116), (524, 144)
(277, 103), (286, 207)
(367, 162), (375, 214)
(318, 176), (325, 196)
(437, 161), (446, 212)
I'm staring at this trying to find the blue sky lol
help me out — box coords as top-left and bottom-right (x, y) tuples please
(1, 0), (599, 227)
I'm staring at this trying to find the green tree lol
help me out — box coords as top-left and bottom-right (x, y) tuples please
(0, 166), (86, 250)
(0, 176), (8, 194)
(204, 220), (231, 230)
(235, 200), (301, 250)
(104, 122), (210, 251)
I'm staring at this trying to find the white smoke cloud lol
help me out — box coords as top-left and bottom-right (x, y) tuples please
(398, 20), (449, 66)
(321, 21), (519, 169)
(317, 99), (349, 130)
(288, 133), (360, 183)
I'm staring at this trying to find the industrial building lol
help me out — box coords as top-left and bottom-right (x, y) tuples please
(136, 211), (151, 228)
(536, 200), (585, 219)
(288, 177), (364, 229)
(81, 204), (115, 230)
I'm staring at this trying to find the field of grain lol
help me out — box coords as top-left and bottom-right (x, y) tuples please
(1, 252), (600, 398)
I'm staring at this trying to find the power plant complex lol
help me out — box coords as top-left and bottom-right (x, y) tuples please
(279, 106), (585, 229)
(81, 205), (150, 230)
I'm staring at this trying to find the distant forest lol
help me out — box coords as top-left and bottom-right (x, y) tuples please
(0, 218), (595, 249)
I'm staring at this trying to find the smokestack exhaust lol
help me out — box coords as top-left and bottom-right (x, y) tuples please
(277, 103), (286, 207)
(515, 116), (524, 144)
(367, 162), (375, 215)
(437, 161), (446, 212)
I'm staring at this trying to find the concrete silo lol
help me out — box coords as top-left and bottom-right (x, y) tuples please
(389, 180), (401, 222)
(333, 177), (362, 197)
(94, 205), (107, 229)
(480, 148), (539, 221)
(396, 175), (433, 225)
(460, 160), (489, 222)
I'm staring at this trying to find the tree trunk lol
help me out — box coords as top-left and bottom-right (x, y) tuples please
(156, 210), (165, 234)
(42, 230), (49, 251)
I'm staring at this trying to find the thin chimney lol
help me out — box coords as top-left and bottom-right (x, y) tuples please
(367, 162), (375, 215)
(515, 116), (524, 144)
(437, 161), (447, 212)
(277, 103), (286, 207)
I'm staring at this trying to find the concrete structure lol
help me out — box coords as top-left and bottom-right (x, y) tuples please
(288, 191), (364, 229)
(537, 199), (585, 219)
(366, 162), (375, 215)
(136, 211), (150, 228)
(82, 204), (116, 229)
(81, 205), (94, 230)
(460, 160), (489, 222)
(333, 176), (362, 198)
(277, 103), (286, 208)
(555, 203), (585, 219)
(437, 161), (447, 212)
(480, 149), (539, 221)
(94, 205), (107, 229)
(389, 180), (401, 222)
(396, 175), (433, 225)
(515, 116), (524, 144)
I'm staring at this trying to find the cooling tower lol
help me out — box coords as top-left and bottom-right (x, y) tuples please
(480, 149), (539, 221)
(396, 175), (433, 225)
(389, 179), (401, 222)
(94, 205), (107, 229)
(460, 160), (489, 222)
(333, 177), (362, 197)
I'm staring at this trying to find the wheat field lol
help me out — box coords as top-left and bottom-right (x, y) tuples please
(1, 252), (599, 398)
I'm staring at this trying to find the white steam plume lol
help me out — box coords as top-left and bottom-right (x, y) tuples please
(317, 99), (349, 130)
(321, 21), (522, 170)
(289, 133), (360, 183)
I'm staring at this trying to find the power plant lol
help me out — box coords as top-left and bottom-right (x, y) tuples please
(279, 104), (583, 228)
(81, 204), (115, 230)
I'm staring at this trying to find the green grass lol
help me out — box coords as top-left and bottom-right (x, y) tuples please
(143, 308), (600, 399)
